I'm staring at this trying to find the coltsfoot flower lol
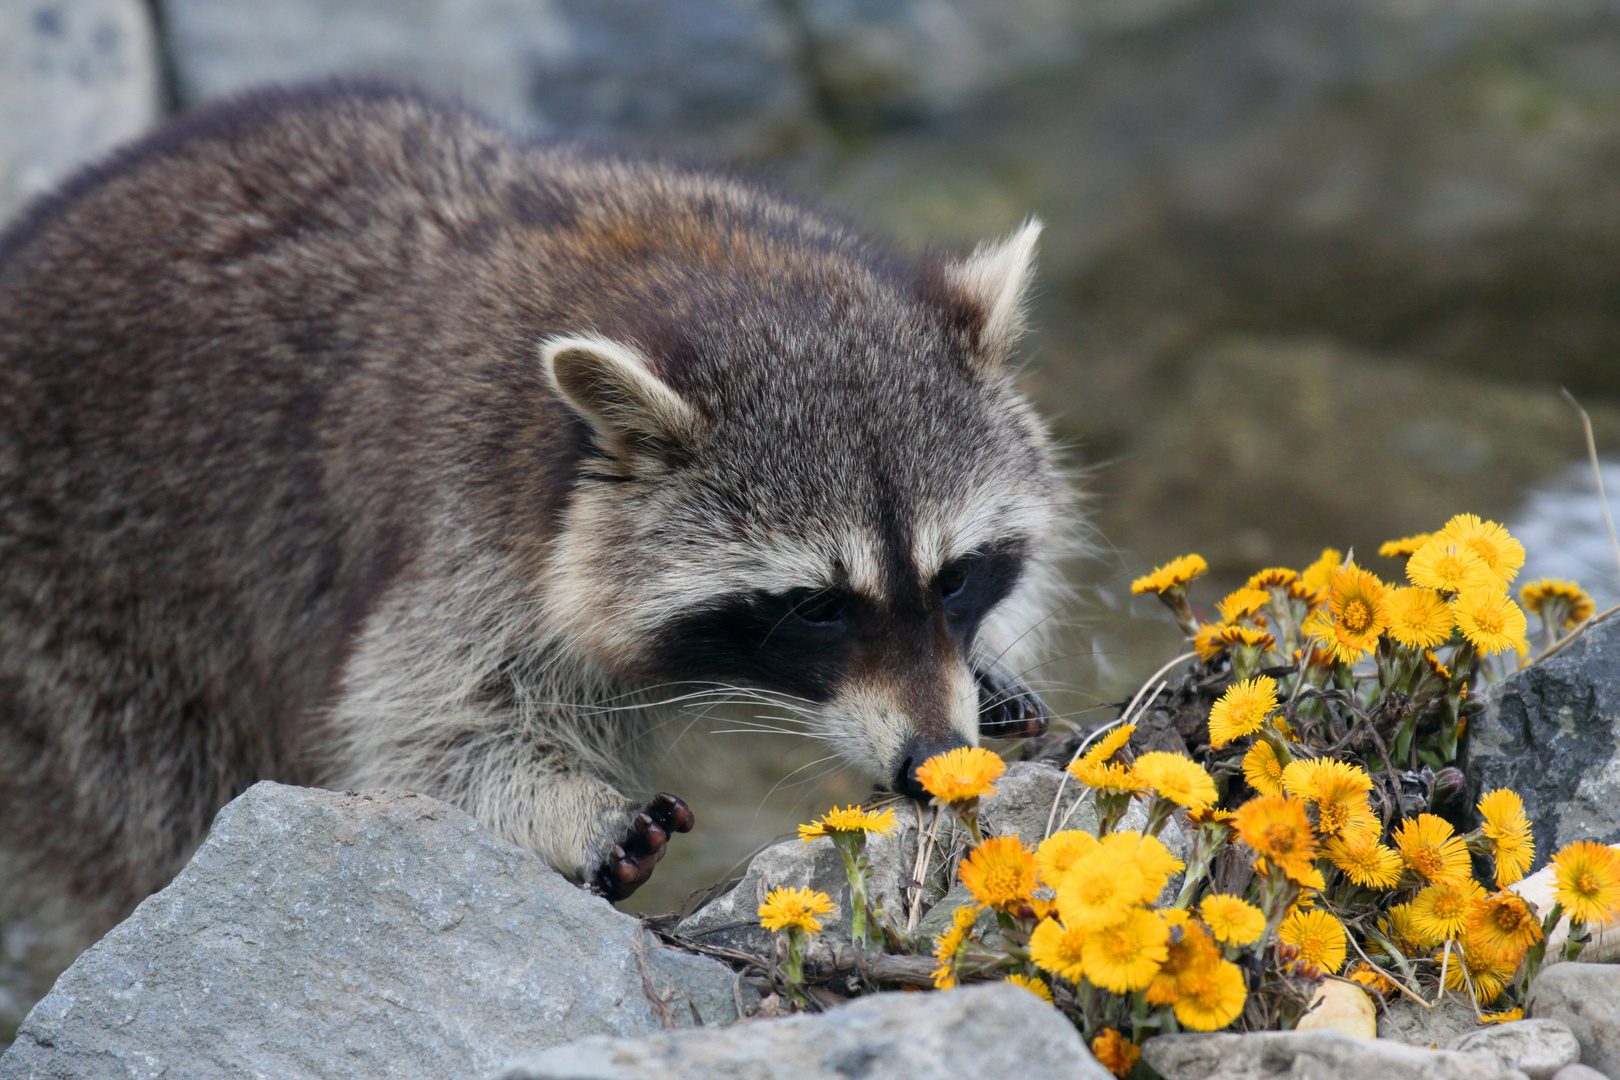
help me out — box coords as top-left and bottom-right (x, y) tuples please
(758, 886), (835, 935)
(931, 904), (978, 989)
(1200, 894), (1265, 945)
(1379, 533), (1432, 558)
(1242, 740), (1285, 796)
(1217, 587), (1271, 623)
(1317, 566), (1392, 662)
(1552, 840), (1620, 926)
(797, 804), (897, 842)
(1323, 834), (1403, 889)
(1055, 847), (1146, 930)
(1278, 908), (1348, 974)
(1003, 972), (1053, 1003)
(1081, 907), (1170, 993)
(1393, 814), (1471, 886)
(1439, 514), (1524, 589)
(1091, 1029), (1141, 1079)
(1028, 916), (1087, 982)
(1409, 880), (1483, 942)
(1386, 586), (1454, 649)
(1133, 751), (1217, 811)
(1034, 829), (1099, 888)
(1172, 958), (1248, 1031)
(915, 746), (1005, 803)
(1131, 553), (1208, 594)
(958, 834), (1038, 911)
(1464, 891), (1542, 965)
(1408, 537), (1493, 593)
(1521, 578), (1595, 629)
(1208, 676), (1279, 748)
(1281, 758), (1378, 843)
(1233, 794), (1320, 885)
(1451, 588), (1529, 656)
(1477, 788), (1535, 886)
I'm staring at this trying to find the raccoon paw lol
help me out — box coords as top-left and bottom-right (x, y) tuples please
(590, 793), (696, 901)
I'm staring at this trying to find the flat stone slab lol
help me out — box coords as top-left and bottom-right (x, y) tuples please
(0, 783), (743, 1080)
(493, 982), (1113, 1080)
(1528, 962), (1620, 1080)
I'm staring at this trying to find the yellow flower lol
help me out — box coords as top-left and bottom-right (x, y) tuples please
(1383, 901), (1439, 952)
(1247, 567), (1301, 591)
(1450, 588), (1529, 656)
(1280, 758), (1379, 843)
(1055, 847), (1145, 930)
(1101, 830), (1185, 904)
(797, 804), (898, 843)
(1481, 1007), (1525, 1025)
(958, 835), (1039, 911)
(1521, 578), (1595, 629)
(1386, 587), (1455, 650)
(1195, 622), (1277, 662)
(1393, 814), (1472, 885)
(1410, 880), (1483, 942)
(1082, 907), (1170, 993)
(1200, 894), (1265, 945)
(931, 905), (978, 989)
(1324, 834), (1404, 889)
(1035, 830), (1099, 889)
(1424, 649), (1452, 681)
(1408, 537), (1493, 593)
(1478, 789), (1535, 887)
(1439, 514), (1525, 589)
(1173, 959), (1248, 1032)
(1091, 1029), (1141, 1079)
(915, 746), (1005, 803)
(1187, 806), (1235, 828)
(1028, 916), (1087, 982)
(1218, 587), (1272, 623)
(1003, 972), (1054, 1003)
(1132, 553), (1208, 595)
(1442, 939), (1515, 1005)
(1552, 840), (1620, 926)
(1233, 794), (1320, 885)
(1242, 741), (1285, 796)
(1067, 723), (1137, 788)
(1301, 548), (1344, 597)
(1146, 919), (1221, 1006)
(1379, 533), (1433, 558)
(1208, 676), (1279, 748)
(758, 886), (835, 935)
(1278, 909), (1348, 973)
(1317, 566), (1392, 661)
(1346, 961), (1397, 996)
(1464, 890), (1543, 965)
(1133, 751), (1217, 811)
(1072, 760), (1146, 794)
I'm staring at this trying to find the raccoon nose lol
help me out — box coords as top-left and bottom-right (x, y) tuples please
(893, 734), (973, 802)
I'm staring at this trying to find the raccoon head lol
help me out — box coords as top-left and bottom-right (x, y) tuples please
(540, 221), (1067, 799)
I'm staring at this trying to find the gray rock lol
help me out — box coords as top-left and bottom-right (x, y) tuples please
(1448, 1020), (1582, 1080)
(980, 761), (1098, 841)
(162, 0), (814, 157)
(0, 0), (160, 224)
(1144, 1030), (1532, 1080)
(1550, 1066), (1611, 1080)
(493, 982), (1114, 1080)
(1468, 616), (1620, 871)
(1380, 995), (1489, 1048)
(1529, 963), (1620, 1080)
(0, 783), (744, 1080)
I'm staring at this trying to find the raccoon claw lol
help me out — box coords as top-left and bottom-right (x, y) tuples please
(591, 793), (695, 901)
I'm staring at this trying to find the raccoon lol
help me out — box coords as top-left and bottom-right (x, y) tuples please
(0, 84), (1067, 923)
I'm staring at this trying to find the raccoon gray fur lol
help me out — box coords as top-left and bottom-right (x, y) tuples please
(0, 84), (1067, 924)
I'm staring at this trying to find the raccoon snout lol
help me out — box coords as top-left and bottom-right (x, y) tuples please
(892, 734), (973, 802)
(975, 662), (1051, 740)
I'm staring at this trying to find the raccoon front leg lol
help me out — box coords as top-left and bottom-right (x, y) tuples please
(330, 713), (692, 900)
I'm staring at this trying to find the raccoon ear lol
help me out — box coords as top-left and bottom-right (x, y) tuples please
(542, 335), (704, 460)
(936, 219), (1042, 364)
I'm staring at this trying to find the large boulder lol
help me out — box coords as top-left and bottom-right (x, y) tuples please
(0, 0), (160, 224)
(494, 981), (1113, 1080)
(1466, 615), (1620, 865)
(0, 783), (744, 1080)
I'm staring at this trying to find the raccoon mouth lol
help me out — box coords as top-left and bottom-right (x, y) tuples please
(974, 661), (1050, 740)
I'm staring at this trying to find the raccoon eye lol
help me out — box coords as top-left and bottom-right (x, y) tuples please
(938, 559), (972, 600)
(790, 588), (847, 625)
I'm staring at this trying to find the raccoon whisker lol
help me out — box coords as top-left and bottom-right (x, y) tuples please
(754, 754), (843, 814)
(709, 728), (830, 741)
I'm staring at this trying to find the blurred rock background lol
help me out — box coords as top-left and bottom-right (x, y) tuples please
(4, 0), (1620, 1019)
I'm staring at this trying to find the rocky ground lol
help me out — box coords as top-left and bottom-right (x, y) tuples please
(4, 617), (1620, 1076)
